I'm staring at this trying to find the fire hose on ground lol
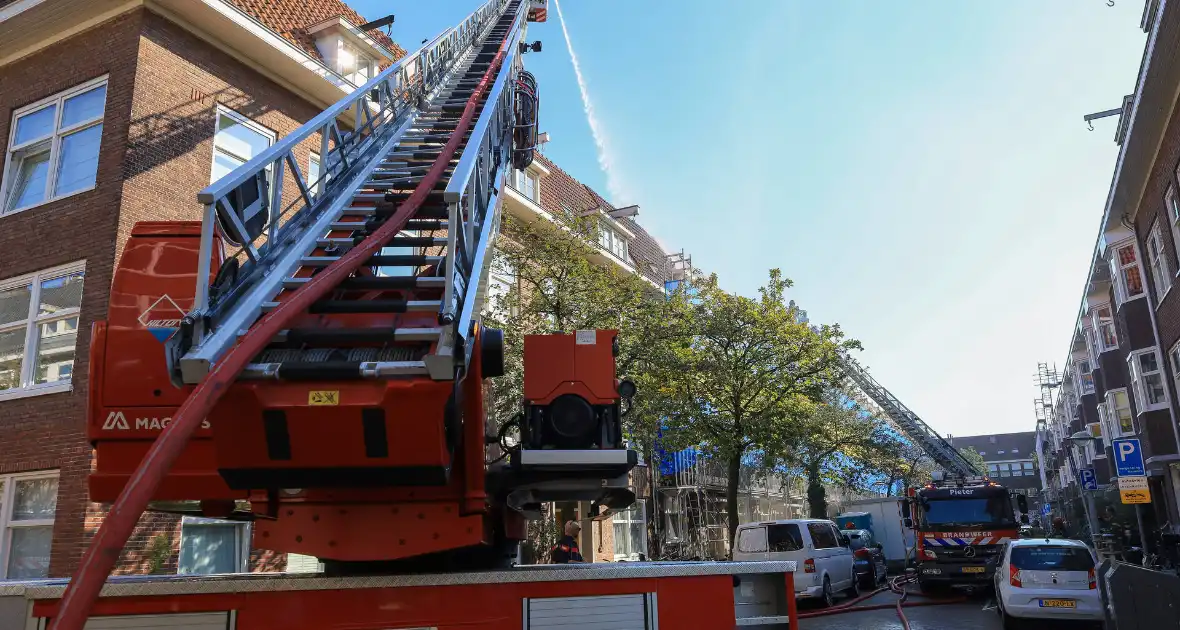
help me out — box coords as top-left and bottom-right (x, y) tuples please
(797, 573), (968, 628)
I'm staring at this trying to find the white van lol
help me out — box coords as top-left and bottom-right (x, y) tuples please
(732, 519), (858, 607)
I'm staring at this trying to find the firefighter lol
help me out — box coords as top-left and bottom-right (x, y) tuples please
(550, 520), (584, 563)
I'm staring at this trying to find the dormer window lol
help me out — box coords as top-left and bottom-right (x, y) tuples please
(307, 17), (391, 88)
(599, 222), (629, 261)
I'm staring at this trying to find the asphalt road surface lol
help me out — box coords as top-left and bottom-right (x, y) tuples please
(797, 585), (1102, 630)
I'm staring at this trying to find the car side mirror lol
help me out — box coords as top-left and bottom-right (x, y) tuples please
(840, 535), (850, 547)
(1016, 494), (1028, 513)
(1021, 514), (1030, 525)
(875, 542), (883, 550)
(903, 517), (914, 529)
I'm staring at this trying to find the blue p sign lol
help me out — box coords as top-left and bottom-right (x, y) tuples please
(1113, 438), (1145, 477)
(1080, 468), (1098, 490)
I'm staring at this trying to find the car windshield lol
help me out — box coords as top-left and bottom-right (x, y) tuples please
(841, 531), (867, 550)
(1011, 546), (1093, 571)
(920, 494), (1015, 527)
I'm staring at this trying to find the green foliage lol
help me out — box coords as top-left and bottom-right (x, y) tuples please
(959, 446), (988, 476)
(146, 533), (172, 574)
(657, 270), (858, 548)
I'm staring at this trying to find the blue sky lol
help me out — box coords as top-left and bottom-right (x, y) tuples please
(356, 1), (1148, 438)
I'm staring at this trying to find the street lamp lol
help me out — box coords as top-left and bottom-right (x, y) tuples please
(1061, 431), (1102, 546)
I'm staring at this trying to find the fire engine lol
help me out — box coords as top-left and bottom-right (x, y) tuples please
(0, 1), (799, 628)
(905, 471), (1029, 592)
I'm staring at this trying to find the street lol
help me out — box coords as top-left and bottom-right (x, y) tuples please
(797, 586), (1101, 630)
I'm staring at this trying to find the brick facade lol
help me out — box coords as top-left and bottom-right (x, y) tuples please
(0, 6), (330, 578)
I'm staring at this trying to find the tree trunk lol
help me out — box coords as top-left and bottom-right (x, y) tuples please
(806, 463), (826, 519)
(646, 446), (659, 561)
(726, 454), (741, 559)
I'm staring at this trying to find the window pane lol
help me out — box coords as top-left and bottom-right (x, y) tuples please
(0, 283), (31, 326)
(1125, 265), (1144, 296)
(6, 149), (51, 211)
(12, 477), (58, 520)
(1118, 245), (1138, 266)
(53, 124), (102, 196)
(308, 154), (321, 185)
(0, 328), (26, 391)
(13, 106), (56, 145)
(60, 85), (106, 128)
(1146, 373), (1167, 405)
(178, 523), (238, 574)
(34, 316), (77, 384)
(212, 151), (243, 182)
(6, 526), (52, 579)
(215, 114), (271, 163)
(38, 271), (84, 315)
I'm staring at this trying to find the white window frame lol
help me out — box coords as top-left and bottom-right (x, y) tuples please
(1166, 184), (1180, 272)
(598, 222), (630, 262)
(513, 168), (538, 202)
(339, 41), (377, 87)
(1091, 303), (1119, 352)
(1096, 401), (1113, 448)
(1110, 241), (1147, 305)
(1075, 357), (1095, 395)
(0, 261), (86, 402)
(1106, 388), (1137, 437)
(1128, 347), (1170, 413)
(177, 516), (251, 575)
(0, 470), (59, 580)
(1148, 220), (1173, 303)
(1083, 326), (1099, 367)
(211, 106), (276, 186)
(308, 151), (322, 197)
(612, 501), (647, 560)
(1, 76), (108, 216)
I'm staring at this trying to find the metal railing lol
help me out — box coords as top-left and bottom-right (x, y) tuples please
(840, 355), (979, 476)
(174, 0), (510, 381)
(440, 4), (530, 368)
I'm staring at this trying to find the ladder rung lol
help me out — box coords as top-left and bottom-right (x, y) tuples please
(281, 276), (445, 290)
(303, 299), (442, 314)
(239, 361), (430, 380)
(273, 327), (442, 344)
(299, 254), (444, 267)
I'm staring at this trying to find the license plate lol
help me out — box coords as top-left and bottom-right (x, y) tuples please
(961, 566), (986, 573)
(1039, 599), (1076, 609)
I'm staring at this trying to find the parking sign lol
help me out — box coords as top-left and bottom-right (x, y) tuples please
(1079, 468), (1098, 491)
(1112, 438), (1146, 477)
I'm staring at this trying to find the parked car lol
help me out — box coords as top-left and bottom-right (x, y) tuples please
(733, 518), (857, 607)
(993, 538), (1103, 629)
(841, 528), (887, 587)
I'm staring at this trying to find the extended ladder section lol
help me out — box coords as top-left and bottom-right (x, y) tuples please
(839, 355), (979, 476)
(172, 0), (535, 385)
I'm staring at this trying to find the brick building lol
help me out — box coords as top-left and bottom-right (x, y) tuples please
(1039, 0), (1180, 537)
(947, 432), (1043, 515)
(0, 0), (404, 580)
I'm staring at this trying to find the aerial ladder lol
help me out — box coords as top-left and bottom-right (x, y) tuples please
(839, 355), (980, 476)
(26, 2), (800, 629)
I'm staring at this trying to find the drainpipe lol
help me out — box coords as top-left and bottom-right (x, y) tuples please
(1139, 247), (1180, 526)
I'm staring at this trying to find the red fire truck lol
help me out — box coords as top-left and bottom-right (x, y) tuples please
(905, 472), (1028, 592)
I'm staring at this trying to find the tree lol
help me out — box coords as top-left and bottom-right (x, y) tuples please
(658, 270), (858, 551)
(482, 212), (692, 559)
(959, 447), (988, 476)
(785, 391), (895, 518)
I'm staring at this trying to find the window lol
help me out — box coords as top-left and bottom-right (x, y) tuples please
(736, 526), (767, 553)
(177, 517), (250, 574)
(1106, 388), (1136, 436)
(1091, 304), (1118, 352)
(308, 152), (322, 196)
(598, 223), (630, 261)
(998, 450), (1006, 455)
(978, 451), (986, 456)
(2, 77), (107, 215)
(612, 502), (646, 560)
(807, 522), (839, 549)
(1012, 448), (1019, 453)
(988, 463), (999, 475)
(1022, 462), (1034, 474)
(1074, 358), (1095, 395)
(0, 263), (85, 400)
(1083, 326), (1099, 366)
(212, 107), (275, 184)
(0, 471), (58, 580)
(1167, 185), (1180, 268)
(1147, 221), (1172, 301)
(513, 169), (538, 202)
(1110, 242), (1146, 305)
(767, 523), (804, 552)
(339, 42), (377, 86)
(1097, 402), (1114, 448)
(1128, 348), (1169, 412)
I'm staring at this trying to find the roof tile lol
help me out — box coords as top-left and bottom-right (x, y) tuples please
(225, 0), (407, 64)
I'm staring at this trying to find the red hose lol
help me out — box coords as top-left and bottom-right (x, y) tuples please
(49, 33), (511, 630)
(796, 574), (967, 622)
